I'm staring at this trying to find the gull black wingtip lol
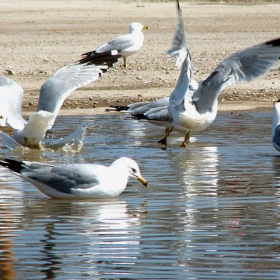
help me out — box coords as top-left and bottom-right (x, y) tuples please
(176, 0), (181, 11)
(77, 50), (122, 66)
(107, 105), (130, 112)
(0, 157), (24, 174)
(265, 37), (280, 48)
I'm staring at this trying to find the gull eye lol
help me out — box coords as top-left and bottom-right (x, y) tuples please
(132, 168), (136, 173)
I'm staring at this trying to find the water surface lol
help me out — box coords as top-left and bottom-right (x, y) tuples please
(1, 109), (280, 279)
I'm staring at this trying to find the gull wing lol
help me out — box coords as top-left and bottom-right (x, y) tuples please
(37, 50), (121, 116)
(194, 38), (280, 114)
(0, 76), (27, 129)
(0, 157), (102, 194)
(129, 97), (169, 115)
(109, 97), (169, 115)
(24, 164), (104, 194)
(129, 105), (170, 129)
(82, 34), (135, 57)
(168, 0), (193, 109)
(167, 0), (190, 69)
(96, 34), (136, 53)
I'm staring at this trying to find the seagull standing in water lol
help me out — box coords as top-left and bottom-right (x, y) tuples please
(82, 22), (148, 68)
(161, 0), (280, 147)
(0, 51), (121, 148)
(0, 157), (148, 199)
(112, 0), (280, 147)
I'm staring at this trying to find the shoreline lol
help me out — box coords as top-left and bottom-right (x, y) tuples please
(22, 101), (273, 117)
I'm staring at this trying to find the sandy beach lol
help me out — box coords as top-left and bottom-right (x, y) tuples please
(1, 0), (280, 115)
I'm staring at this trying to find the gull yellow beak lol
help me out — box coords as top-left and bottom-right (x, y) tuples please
(136, 176), (149, 188)
(142, 25), (148, 30)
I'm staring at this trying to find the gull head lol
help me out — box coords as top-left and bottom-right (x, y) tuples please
(111, 157), (149, 187)
(12, 110), (56, 148)
(129, 22), (148, 33)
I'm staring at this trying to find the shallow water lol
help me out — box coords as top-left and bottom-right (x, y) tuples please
(1, 109), (280, 279)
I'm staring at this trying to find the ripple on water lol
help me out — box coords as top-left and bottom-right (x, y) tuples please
(1, 111), (280, 279)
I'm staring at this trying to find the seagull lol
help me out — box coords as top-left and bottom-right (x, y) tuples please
(0, 50), (121, 148)
(0, 157), (149, 199)
(81, 22), (148, 68)
(113, 0), (280, 147)
(272, 100), (280, 152)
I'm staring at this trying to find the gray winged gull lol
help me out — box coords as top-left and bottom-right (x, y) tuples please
(110, 0), (280, 147)
(0, 156), (149, 199)
(82, 22), (148, 68)
(0, 50), (120, 148)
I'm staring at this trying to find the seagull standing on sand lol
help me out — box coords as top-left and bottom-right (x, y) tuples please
(113, 0), (280, 147)
(0, 157), (149, 199)
(82, 22), (148, 68)
(0, 51), (121, 148)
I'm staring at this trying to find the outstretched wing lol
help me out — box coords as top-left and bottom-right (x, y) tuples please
(0, 76), (26, 129)
(168, 0), (193, 111)
(167, 0), (190, 70)
(194, 38), (280, 114)
(37, 50), (121, 116)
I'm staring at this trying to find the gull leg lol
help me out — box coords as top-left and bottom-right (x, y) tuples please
(158, 127), (173, 146)
(180, 131), (190, 147)
(123, 57), (127, 68)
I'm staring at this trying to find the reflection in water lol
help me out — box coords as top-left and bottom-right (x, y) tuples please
(10, 199), (141, 279)
(0, 186), (19, 280)
(1, 112), (280, 278)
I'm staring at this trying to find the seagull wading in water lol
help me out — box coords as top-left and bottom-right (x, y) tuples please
(113, 0), (280, 147)
(0, 50), (121, 148)
(161, 0), (280, 147)
(0, 157), (148, 199)
(82, 22), (148, 68)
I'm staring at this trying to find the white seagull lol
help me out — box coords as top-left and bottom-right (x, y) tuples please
(0, 157), (149, 199)
(113, 0), (280, 147)
(82, 22), (148, 68)
(0, 50), (121, 148)
(272, 100), (280, 152)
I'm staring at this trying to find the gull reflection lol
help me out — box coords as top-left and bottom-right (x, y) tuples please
(0, 171), (25, 280)
(17, 198), (141, 278)
(168, 146), (219, 197)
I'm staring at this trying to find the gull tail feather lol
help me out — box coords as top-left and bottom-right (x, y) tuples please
(0, 157), (24, 175)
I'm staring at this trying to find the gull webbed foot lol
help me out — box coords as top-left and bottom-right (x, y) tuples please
(157, 137), (168, 146)
(157, 127), (173, 146)
(179, 131), (190, 147)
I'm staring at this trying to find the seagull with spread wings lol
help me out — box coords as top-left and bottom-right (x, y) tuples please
(112, 0), (280, 147)
(0, 50), (121, 148)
